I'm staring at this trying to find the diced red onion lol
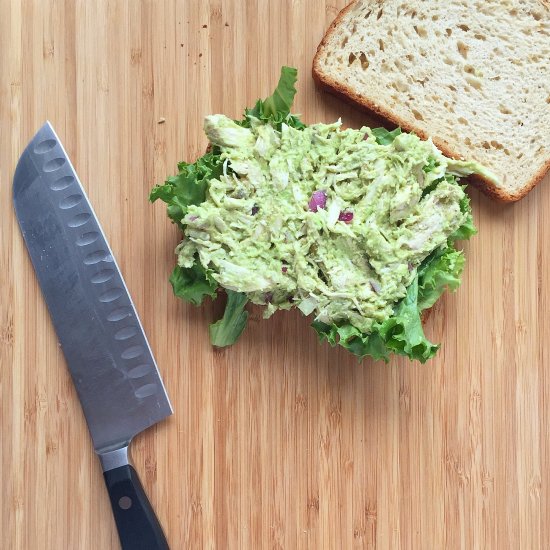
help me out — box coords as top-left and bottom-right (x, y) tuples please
(308, 190), (327, 212)
(338, 211), (354, 223)
(251, 205), (259, 215)
(282, 266), (288, 273)
(188, 215), (198, 222)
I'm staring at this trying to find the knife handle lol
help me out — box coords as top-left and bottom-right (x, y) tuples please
(103, 464), (170, 550)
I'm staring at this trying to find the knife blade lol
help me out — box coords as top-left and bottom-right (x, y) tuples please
(13, 122), (172, 550)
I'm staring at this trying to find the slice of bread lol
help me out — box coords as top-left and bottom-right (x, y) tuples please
(313, 0), (550, 201)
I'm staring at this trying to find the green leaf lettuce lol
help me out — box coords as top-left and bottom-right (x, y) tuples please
(209, 291), (249, 347)
(169, 261), (218, 306)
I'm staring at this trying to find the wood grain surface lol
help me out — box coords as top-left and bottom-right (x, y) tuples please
(2, 1), (549, 548)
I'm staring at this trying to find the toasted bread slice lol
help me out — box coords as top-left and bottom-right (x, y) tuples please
(313, 0), (550, 201)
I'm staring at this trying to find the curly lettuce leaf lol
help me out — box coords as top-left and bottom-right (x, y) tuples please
(450, 189), (477, 240)
(169, 262), (218, 306)
(261, 66), (298, 119)
(311, 239), (473, 363)
(377, 277), (439, 362)
(315, 277), (437, 363)
(311, 276), (438, 363)
(311, 320), (391, 362)
(209, 290), (249, 346)
(371, 127), (402, 145)
(150, 150), (223, 228)
(417, 246), (465, 311)
(242, 66), (305, 130)
(153, 153), (223, 306)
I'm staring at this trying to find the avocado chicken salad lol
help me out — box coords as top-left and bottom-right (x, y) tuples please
(151, 67), (484, 362)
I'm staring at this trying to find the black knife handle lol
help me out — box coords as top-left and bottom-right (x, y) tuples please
(103, 465), (169, 550)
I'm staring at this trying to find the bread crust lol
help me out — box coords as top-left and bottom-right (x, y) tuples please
(312, 0), (550, 202)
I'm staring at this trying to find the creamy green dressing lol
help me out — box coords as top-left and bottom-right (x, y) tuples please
(176, 115), (477, 333)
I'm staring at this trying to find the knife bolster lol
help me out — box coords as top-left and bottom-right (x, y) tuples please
(99, 445), (129, 472)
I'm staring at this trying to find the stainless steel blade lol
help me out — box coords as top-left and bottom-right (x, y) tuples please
(13, 122), (172, 457)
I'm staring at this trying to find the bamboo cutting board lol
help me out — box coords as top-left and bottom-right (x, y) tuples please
(1, 1), (550, 548)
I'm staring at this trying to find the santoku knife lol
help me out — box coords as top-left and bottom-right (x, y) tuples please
(13, 122), (172, 550)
